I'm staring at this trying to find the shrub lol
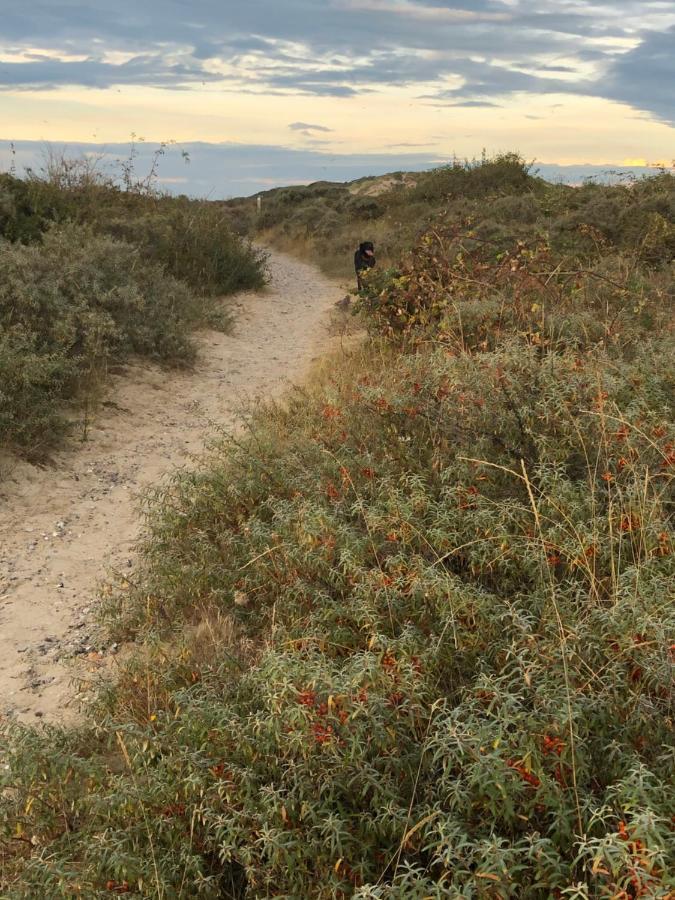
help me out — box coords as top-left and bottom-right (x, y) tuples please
(358, 212), (672, 352)
(0, 174), (55, 243)
(101, 202), (267, 297)
(3, 162), (267, 297)
(491, 194), (539, 225)
(0, 332), (75, 452)
(0, 225), (201, 453)
(347, 195), (384, 220)
(412, 153), (536, 202)
(0, 160), (267, 456)
(236, 156), (674, 280)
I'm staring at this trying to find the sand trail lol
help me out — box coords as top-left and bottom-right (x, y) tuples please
(0, 249), (345, 723)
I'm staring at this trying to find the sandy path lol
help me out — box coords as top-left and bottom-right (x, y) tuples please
(0, 249), (345, 724)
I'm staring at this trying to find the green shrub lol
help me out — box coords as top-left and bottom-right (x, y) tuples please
(491, 194), (539, 225)
(0, 332), (75, 452)
(238, 156), (674, 279)
(2, 163), (267, 297)
(412, 153), (536, 202)
(0, 174), (55, 243)
(101, 202), (267, 297)
(0, 160), (267, 455)
(0, 225), (201, 453)
(346, 195), (384, 220)
(286, 200), (335, 235)
(358, 210), (672, 352)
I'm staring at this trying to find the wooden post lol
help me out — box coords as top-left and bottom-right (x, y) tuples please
(257, 195), (262, 215)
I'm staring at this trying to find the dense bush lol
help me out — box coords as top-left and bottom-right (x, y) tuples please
(238, 155), (674, 279)
(2, 335), (673, 897)
(358, 226), (672, 350)
(102, 202), (266, 297)
(410, 153), (535, 202)
(346, 195), (384, 220)
(0, 173), (56, 243)
(0, 168), (266, 298)
(0, 225), (201, 453)
(0, 160), (267, 456)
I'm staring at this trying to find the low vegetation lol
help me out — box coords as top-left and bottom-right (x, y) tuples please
(1, 157), (673, 897)
(0, 159), (266, 457)
(226, 153), (674, 279)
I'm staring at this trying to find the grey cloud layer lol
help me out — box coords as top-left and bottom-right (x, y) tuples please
(1, 1), (674, 123)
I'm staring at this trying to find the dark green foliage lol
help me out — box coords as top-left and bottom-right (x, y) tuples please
(0, 333), (75, 450)
(410, 153), (536, 202)
(0, 226), (199, 454)
(346, 195), (384, 220)
(0, 168), (267, 298)
(101, 202), (266, 297)
(0, 174), (56, 243)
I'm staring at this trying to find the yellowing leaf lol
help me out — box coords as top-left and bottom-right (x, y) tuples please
(402, 811), (441, 848)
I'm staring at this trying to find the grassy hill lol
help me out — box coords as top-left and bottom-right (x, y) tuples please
(224, 153), (674, 279)
(1, 156), (673, 898)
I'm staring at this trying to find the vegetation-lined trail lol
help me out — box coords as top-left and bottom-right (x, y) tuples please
(0, 249), (343, 724)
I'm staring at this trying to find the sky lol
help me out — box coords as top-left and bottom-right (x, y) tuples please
(1, 0), (673, 197)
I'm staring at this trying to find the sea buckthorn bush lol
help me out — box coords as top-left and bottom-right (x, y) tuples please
(357, 215), (672, 350)
(2, 335), (672, 897)
(232, 154), (674, 279)
(0, 225), (199, 454)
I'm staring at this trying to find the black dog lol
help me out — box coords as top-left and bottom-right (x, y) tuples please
(354, 241), (376, 290)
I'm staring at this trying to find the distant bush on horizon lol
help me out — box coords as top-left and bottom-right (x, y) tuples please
(226, 152), (674, 279)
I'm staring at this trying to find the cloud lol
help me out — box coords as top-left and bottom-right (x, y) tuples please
(598, 26), (675, 123)
(289, 122), (333, 133)
(0, 55), (221, 90)
(0, 0), (673, 124)
(340, 1), (511, 23)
